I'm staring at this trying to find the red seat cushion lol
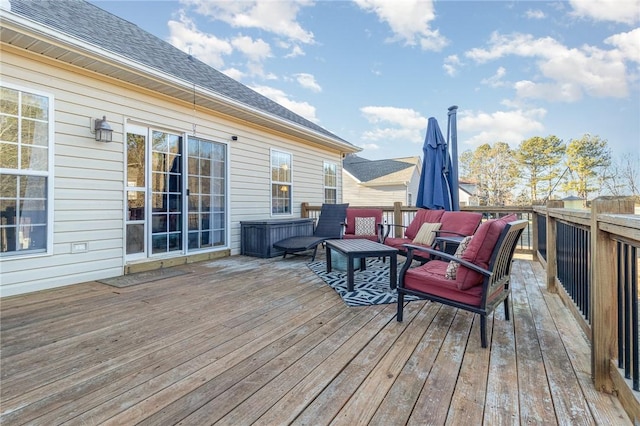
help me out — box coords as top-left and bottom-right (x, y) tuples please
(439, 211), (482, 238)
(405, 209), (445, 240)
(404, 260), (482, 306)
(345, 208), (383, 235)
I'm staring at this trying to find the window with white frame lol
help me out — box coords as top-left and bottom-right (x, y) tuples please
(0, 85), (52, 256)
(323, 161), (337, 204)
(271, 150), (291, 214)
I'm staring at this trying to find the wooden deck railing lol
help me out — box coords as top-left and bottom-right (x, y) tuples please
(302, 198), (640, 421)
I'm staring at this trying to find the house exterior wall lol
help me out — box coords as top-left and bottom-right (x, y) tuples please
(0, 47), (343, 296)
(406, 167), (421, 207)
(342, 171), (408, 206)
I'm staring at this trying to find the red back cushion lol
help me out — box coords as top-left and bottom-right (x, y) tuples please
(439, 211), (482, 237)
(405, 209), (445, 240)
(455, 218), (508, 290)
(345, 208), (383, 235)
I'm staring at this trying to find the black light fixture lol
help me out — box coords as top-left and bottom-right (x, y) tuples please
(92, 116), (113, 142)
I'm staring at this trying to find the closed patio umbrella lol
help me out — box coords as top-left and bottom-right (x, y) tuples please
(416, 115), (458, 211)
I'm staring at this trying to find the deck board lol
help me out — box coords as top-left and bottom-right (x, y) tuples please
(0, 255), (632, 425)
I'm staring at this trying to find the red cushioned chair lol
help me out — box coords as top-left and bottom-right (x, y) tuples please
(383, 209), (482, 262)
(396, 218), (527, 348)
(342, 208), (384, 242)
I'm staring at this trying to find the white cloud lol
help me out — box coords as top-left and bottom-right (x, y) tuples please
(284, 45), (305, 58)
(231, 35), (272, 63)
(167, 12), (232, 68)
(354, 0), (448, 51)
(360, 106), (427, 142)
(569, 0), (640, 25)
(525, 9), (546, 19)
(465, 31), (634, 100)
(481, 66), (507, 87)
(443, 55), (462, 76)
(605, 28), (640, 63)
(293, 73), (322, 92)
(250, 84), (319, 123)
(222, 67), (246, 81)
(459, 108), (547, 146)
(180, 0), (315, 44)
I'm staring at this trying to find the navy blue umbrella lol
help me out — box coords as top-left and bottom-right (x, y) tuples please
(416, 115), (458, 211)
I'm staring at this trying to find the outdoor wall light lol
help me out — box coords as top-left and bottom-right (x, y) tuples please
(231, 135), (238, 141)
(91, 116), (113, 142)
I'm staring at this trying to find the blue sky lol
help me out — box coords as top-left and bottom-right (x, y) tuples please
(91, 0), (639, 162)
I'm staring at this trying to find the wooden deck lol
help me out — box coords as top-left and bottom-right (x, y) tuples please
(0, 253), (631, 425)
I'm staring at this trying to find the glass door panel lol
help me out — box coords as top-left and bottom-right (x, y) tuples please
(187, 137), (226, 251)
(125, 129), (147, 257)
(151, 130), (183, 255)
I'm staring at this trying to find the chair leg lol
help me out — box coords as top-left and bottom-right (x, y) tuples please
(397, 292), (404, 322)
(504, 296), (510, 321)
(480, 315), (487, 348)
(311, 246), (318, 262)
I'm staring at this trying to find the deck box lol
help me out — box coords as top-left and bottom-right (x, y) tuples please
(240, 218), (315, 258)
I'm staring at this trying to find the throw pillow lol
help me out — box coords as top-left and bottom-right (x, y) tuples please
(445, 236), (473, 280)
(412, 222), (442, 246)
(354, 217), (377, 236)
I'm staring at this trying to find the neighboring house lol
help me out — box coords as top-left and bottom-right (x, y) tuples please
(459, 181), (480, 207)
(342, 155), (421, 206)
(0, 0), (359, 296)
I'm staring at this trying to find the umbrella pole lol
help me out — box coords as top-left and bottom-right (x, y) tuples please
(447, 105), (460, 211)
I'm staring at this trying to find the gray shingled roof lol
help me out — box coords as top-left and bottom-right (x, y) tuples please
(343, 154), (414, 182)
(8, 0), (350, 145)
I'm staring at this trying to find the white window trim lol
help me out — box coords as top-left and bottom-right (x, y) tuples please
(323, 161), (338, 204)
(270, 148), (293, 216)
(0, 82), (54, 259)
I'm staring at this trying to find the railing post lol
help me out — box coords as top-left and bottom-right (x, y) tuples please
(592, 196), (635, 392)
(393, 202), (403, 238)
(532, 210), (539, 255)
(301, 202), (309, 218)
(545, 200), (564, 293)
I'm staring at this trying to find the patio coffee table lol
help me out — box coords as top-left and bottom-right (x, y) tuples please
(325, 239), (399, 292)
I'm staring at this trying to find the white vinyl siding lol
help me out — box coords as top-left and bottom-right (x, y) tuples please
(0, 46), (345, 296)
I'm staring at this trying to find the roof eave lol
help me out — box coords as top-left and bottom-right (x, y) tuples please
(1, 11), (360, 154)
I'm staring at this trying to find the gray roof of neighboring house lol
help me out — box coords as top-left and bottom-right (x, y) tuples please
(343, 154), (416, 182)
(6, 0), (352, 146)
(459, 182), (478, 196)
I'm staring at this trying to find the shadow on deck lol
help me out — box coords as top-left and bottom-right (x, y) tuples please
(0, 253), (631, 425)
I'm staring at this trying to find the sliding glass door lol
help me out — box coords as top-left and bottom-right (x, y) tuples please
(125, 125), (226, 260)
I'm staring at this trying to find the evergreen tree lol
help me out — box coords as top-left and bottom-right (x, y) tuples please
(564, 134), (611, 199)
(516, 135), (565, 202)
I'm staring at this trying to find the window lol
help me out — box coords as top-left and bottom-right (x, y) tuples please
(324, 162), (337, 204)
(271, 150), (291, 214)
(0, 85), (52, 256)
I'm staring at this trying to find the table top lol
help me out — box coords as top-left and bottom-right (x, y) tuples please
(326, 238), (398, 254)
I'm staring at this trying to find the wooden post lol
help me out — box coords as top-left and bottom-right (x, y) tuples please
(591, 196), (635, 392)
(545, 200), (564, 293)
(301, 202), (309, 218)
(393, 202), (403, 238)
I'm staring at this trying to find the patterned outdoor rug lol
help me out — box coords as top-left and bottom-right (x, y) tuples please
(308, 259), (420, 307)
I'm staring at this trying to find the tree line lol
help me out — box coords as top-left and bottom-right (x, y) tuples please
(458, 134), (639, 206)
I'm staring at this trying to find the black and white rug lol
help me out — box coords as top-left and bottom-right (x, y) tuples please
(308, 259), (420, 307)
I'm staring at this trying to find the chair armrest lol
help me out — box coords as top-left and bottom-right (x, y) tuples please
(402, 244), (492, 277)
(383, 223), (407, 240)
(433, 230), (468, 238)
